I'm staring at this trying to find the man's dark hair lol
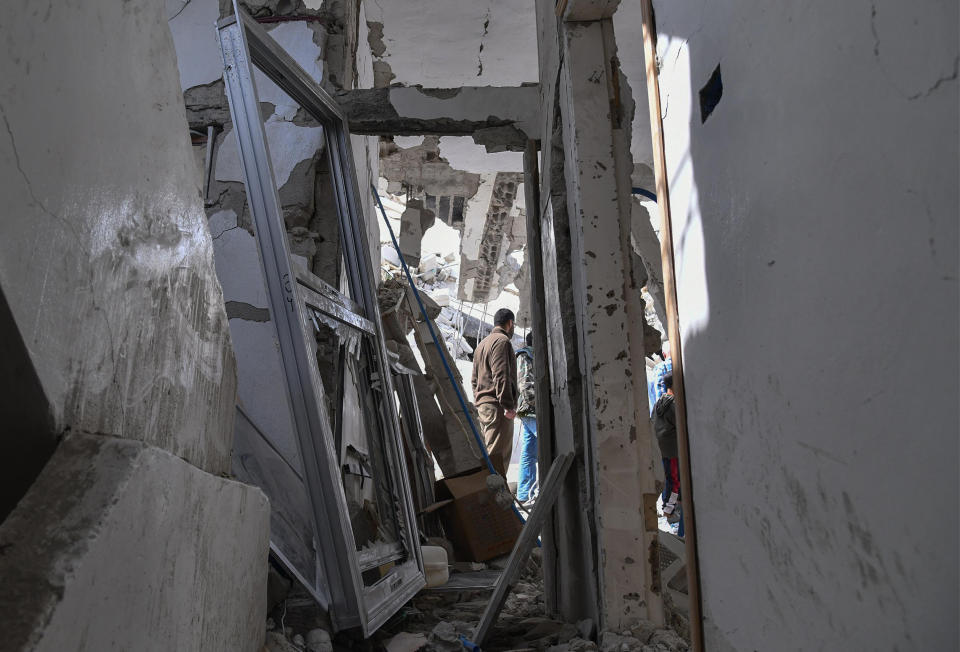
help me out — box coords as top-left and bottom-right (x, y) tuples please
(493, 308), (515, 327)
(663, 372), (674, 391)
(525, 331), (533, 347)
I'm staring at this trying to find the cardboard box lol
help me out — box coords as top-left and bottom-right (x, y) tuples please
(434, 469), (522, 562)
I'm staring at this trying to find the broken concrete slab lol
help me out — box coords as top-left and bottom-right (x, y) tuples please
(0, 433), (270, 652)
(380, 136), (483, 199)
(337, 86), (539, 150)
(399, 199), (437, 266)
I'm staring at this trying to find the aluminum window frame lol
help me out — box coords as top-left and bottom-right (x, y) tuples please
(216, 5), (424, 634)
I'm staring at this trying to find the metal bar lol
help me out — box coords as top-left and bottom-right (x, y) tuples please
(476, 302), (488, 342)
(639, 2), (704, 649)
(294, 265), (365, 316)
(394, 373), (434, 516)
(473, 452), (575, 646)
(330, 123), (428, 634)
(332, 345), (347, 465)
(299, 284), (376, 336)
(204, 125), (216, 201)
(357, 541), (406, 571)
(224, 11), (346, 123)
(522, 140), (558, 613)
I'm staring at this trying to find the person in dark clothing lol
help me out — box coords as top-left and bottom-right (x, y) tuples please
(653, 372), (682, 533)
(515, 331), (537, 505)
(471, 308), (518, 475)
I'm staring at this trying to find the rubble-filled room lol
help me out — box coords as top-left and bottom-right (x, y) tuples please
(0, 1), (956, 651)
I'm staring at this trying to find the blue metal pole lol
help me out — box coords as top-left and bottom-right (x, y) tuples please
(372, 185), (531, 527)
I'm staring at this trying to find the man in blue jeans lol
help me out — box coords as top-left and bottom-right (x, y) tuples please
(515, 332), (537, 506)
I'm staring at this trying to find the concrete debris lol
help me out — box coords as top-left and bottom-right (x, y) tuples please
(577, 619), (597, 640)
(369, 547), (689, 651)
(426, 621), (474, 652)
(380, 136), (482, 199)
(183, 79), (232, 129)
(264, 630), (304, 652)
(305, 628), (333, 652)
(262, 622), (333, 652)
(399, 199), (436, 265)
(458, 172), (525, 303)
(547, 638), (599, 652)
(336, 86), (536, 149)
(385, 631), (428, 652)
(599, 632), (643, 652)
(595, 626), (688, 652)
(485, 472), (517, 511)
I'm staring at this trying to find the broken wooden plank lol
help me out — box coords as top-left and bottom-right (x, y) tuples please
(405, 286), (485, 476)
(639, 1), (704, 649)
(473, 452), (575, 646)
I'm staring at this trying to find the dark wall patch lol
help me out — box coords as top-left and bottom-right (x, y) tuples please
(225, 301), (271, 322)
(699, 64), (723, 124)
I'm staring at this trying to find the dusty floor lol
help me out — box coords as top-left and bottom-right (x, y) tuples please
(264, 551), (689, 652)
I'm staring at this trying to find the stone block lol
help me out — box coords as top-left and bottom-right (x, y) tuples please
(0, 433), (270, 652)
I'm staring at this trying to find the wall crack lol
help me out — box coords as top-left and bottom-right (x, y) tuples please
(906, 55), (959, 100)
(477, 8), (490, 77)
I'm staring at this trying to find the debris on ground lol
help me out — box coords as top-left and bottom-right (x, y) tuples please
(262, 548), (687, 652)
(385, 631), (428, 652)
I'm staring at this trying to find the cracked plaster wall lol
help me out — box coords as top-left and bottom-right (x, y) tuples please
(651, 1), (958, 649)
(1, 0), (237, 474)
(365, 0), (538, 87)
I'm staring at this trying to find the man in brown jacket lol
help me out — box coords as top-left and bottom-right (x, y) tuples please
(471, 308), (518, 476)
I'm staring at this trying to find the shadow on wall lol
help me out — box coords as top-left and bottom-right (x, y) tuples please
(650, 1), (958, 649)
(0, 285), (57, 521)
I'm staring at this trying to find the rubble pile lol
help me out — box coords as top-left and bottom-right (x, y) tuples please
(371, 551), (687, 652)
(381, 245), (474, 365)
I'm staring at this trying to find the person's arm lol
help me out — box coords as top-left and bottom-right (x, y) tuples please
(491, 339), (518, 413)
(518, 354), (536, 413)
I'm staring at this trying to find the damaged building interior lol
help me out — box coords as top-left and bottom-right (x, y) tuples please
(0, 0), (957, 651)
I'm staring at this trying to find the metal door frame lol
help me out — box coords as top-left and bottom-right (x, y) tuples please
(217, 5), (424, 634)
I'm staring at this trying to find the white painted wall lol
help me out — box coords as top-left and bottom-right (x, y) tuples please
(649, 1), (959, 649)
(167, 0), (222, 90)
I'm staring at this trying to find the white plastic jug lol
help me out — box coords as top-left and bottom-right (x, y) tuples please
(421, 545), (449, 588)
